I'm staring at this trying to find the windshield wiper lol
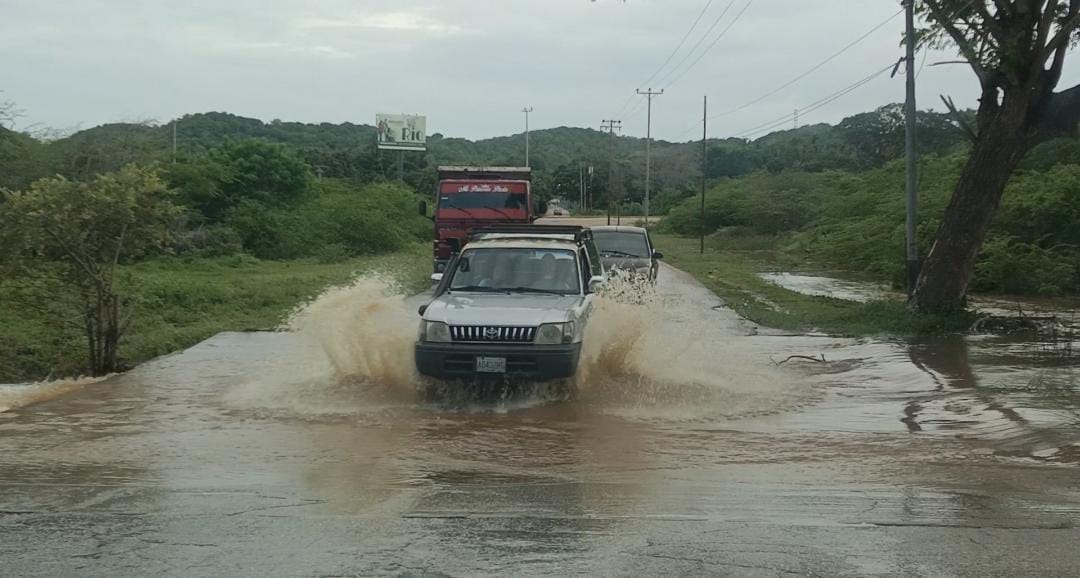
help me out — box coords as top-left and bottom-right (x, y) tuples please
(502, 286), (569, 295)
(450, 285), (511, 294)
(601, 250), (642, 258)
(442, 200), (480, 220)
(487, 206), (517, 220)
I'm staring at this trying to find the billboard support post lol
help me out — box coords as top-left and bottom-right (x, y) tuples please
(376, 114), (426, 182)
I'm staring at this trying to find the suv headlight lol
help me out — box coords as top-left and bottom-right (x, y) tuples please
(420, 320), (451, 343)
(535, 321), (575, 344)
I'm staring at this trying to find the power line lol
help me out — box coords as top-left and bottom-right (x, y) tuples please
(653, 0), (738, 88)
(663, 0), (757, 89)
(610, 0), (718, 121)
(669, 8), (905, 139)
(733, 66), (892, 139)
(708, 8), (903, 122)
(640, 0), (717, 88)
(730, 61), (897, 140)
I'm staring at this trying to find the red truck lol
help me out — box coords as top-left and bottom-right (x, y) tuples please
(421, 166), (536, 272)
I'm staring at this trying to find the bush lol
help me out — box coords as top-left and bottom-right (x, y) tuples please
(172, 225), (244, 257)
(661, 149), (1080, 296)
(223, 180), (430, 260)
(663, 172), (836, 236)
(973, 236), (1078, 295)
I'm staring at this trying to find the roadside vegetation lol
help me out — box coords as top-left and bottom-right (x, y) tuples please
(655, 234), (974, 337)
(3, 89), (1079, 374)
(0, 129), (431, 382)
(0, 249), (428, 383)
(661, 139), (1080, 298)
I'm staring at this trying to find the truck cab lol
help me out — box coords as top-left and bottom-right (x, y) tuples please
(424, 166), (535, 273)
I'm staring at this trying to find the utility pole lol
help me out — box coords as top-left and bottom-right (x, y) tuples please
(701, 96), (707, 255)
(579, 161), (585, 212)
(601, 119), (621, 225)
(636, 88), (663, 226)
(794, 108), (799, 130)
(587, 164), (594, 212)
(904, 0), (919, 295)
(522, 107), (533, 167)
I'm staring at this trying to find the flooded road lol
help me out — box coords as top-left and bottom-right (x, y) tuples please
(2, 265), (1079, 576)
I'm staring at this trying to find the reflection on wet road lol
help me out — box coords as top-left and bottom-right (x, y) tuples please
(2, 265), (1079, 576)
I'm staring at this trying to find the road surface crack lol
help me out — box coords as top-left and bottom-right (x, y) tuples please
(226, 498), (326, 517)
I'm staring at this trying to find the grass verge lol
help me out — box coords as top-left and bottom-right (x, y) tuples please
(654, 233), (974, 336)
(0, 244), (429, 382)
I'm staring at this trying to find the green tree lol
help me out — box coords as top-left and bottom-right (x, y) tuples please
(911, 0), (1080, 310)
(208, 140), (312, 214)
(0, 166), (181, 375)
(836, 104), (970, 167)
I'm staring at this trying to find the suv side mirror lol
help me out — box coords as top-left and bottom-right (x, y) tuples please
(652, 251), (663, 260)
(588, 275), (605, 293)
(419, 200), (428, 216)
(430, 272), (444, 284)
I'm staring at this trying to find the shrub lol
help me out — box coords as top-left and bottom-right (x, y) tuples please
(223, 180), (429, 260)
(973, 236), (1078, 295)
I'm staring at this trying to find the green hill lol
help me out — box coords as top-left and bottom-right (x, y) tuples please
(2, 105), (975, 211)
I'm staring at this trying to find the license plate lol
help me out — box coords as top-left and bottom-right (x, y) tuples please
(475, 356), (507, 373)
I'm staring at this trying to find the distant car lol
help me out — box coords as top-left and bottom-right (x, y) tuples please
(415, 225), (606, 381)
(552, 208), (565, 216)
(590, 225), (661, 283)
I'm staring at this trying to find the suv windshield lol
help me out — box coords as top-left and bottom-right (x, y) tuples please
(593, 231), (650, 258)
(450, 247), (580, 295)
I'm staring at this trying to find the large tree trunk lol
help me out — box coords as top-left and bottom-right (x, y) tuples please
(910, 90), (1031, 310)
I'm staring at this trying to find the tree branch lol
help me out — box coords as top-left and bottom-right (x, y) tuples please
(1029, 82), (1080, 144)
(1034, 0), (1061, 56)
(969, 1), (1009, 45)
(1040, 1), (1080, 63)
(43, 227), (106, 289)
(941, 94), (980, 142)
(925, 0), (993, 86)
(992, 0), (1013, 18)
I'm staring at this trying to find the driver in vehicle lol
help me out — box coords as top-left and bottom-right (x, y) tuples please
(534, 253), (573, 292)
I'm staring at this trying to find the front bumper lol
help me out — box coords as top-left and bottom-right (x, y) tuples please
(415, 342), (582, 380)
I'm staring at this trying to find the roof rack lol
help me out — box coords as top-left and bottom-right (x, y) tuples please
(469, 224), (592, 244)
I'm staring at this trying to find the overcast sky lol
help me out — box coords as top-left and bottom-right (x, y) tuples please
(3, 0), (1078, 142)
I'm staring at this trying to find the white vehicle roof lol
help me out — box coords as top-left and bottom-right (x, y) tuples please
(473, 232), (577, 242)
(591, 225), (648, 234)
(463, 237), (580, 252)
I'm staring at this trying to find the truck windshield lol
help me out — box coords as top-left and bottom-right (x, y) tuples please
(450, 248), (580, 295)
(593, 231), (651, 258)
(439, 192), (527, 210)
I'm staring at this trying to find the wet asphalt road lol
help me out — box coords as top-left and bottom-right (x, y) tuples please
(2, 260), (1079, 576)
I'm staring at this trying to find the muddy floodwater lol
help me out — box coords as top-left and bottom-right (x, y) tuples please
(2, 265), (1079, 576)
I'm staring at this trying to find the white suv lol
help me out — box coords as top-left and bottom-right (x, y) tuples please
(415, 225), (604, 380)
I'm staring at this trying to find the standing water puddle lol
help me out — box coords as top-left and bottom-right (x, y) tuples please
(757, 270), (1080, 463)
(2, 267), (1077, 465)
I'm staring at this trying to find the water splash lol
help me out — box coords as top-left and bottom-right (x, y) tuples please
(285, 273), (419, 389)
(573, 270), (810, 420)
(0, 376), (107, 413)
(261, 268), (810, 419)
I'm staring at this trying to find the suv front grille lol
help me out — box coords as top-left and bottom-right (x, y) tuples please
(450, 325), (536, 343)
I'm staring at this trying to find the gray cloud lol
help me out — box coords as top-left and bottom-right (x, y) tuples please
(2, 0), (1078, 141)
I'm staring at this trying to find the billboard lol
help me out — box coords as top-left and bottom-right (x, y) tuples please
(376, 114), (426, 151)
